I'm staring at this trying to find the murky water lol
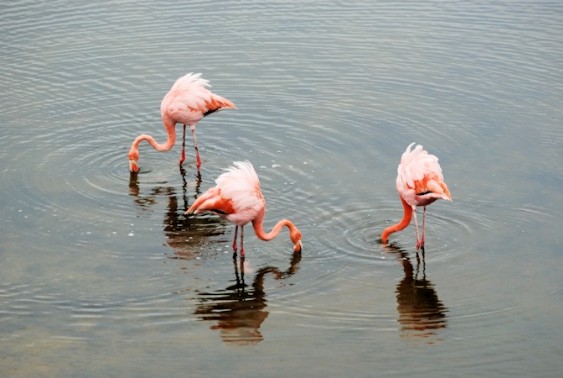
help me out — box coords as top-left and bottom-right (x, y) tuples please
(2, 1), (563, 376)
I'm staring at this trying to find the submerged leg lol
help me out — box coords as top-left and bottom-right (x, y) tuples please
(412, 206), (422, 250)
(232, 226), (239, 257)
(179, 124), (186, 166)
(190, 124), (201, 170)
(420, 206), (427, 249)
(240, 226), (245, 258)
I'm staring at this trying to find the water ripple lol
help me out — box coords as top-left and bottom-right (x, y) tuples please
(1, 0), (562, 374)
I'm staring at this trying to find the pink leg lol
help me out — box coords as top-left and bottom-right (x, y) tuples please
(413, 206), (422, 250)
(420, 206), (427, 249)
(232, 226), (239, 254)
(179, 124), (186, 166)
(240, 226), (245, 258)
(190, 124), (201, 170)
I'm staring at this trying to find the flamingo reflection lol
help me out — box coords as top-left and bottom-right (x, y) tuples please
(195, 253), (301, 345)
(128, 171), (227, 259)
(385, 245), (448, 342)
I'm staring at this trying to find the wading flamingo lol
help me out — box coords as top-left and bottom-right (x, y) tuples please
(381, 143), (452, 250)
(128, 73), (236, 173)
(186, 161), (302, 258)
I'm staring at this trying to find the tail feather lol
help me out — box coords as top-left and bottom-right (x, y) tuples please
(204, 95), (237, 116)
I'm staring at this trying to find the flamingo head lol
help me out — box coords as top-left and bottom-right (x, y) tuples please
(128, 150), (140, 173)
(290, 228), (303, 253)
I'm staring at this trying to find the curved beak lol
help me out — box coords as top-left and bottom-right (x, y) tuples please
(294, 240), (303, 253)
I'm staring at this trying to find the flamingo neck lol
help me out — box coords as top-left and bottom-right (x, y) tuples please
(381, 196), (413, 243)
(252, 214), (298, 242)
(130, 116), (177, 153)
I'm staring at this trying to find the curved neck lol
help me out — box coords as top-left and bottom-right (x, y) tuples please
(252, 213), (298, 242)
(131, 116), (177, 152)
(381, 197), (413, 243)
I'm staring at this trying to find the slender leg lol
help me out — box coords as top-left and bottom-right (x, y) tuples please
(190, 124), (201, 170)
(420, 206), (427, 249)
(179, 124), (186, 167)
(238, 257), (245, 282)
(240, 226), (245, 258)
(232, 226), (239, 257)
(413, 206), (422, 250)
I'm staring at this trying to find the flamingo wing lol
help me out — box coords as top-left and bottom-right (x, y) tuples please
(396, 143), (451, 206)
(187, 187), (235, 217)
(187, 161), (264, 226)
(161, 73), (236, 125)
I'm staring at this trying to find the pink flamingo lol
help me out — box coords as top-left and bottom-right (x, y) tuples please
(128, 73), (236, 173)
(186, 161), (303, 258)
(381, 143), (452, 250)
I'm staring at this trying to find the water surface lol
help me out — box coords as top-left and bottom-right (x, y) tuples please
(1, 1), (563, 377)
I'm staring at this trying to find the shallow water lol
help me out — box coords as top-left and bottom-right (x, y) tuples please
(1, 1), (563, 377)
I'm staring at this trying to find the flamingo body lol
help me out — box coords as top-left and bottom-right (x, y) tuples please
(128, 73), (236, 173)
(381, 143), (451, 249)
(186, 161), (302, 257)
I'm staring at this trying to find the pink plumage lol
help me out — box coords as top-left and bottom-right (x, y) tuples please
(397, 143), (451, 207)
(128, 73), (236, 173)
(190, 161), (264, 226)
(187, 161), (302, 258)
(382, 143), (451, 250)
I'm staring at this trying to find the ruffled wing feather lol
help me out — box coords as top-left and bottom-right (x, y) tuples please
(161, 73), (236, 125)
(187, 161), (264, 226)
(396, 143), (451, 205)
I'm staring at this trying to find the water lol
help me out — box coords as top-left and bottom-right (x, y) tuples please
(1, 0), (563, 376)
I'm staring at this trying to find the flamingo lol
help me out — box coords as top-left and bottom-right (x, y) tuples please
(128, 73), (236, 173)
(186, 161), (303, 258)
(381, 143), (452, 250)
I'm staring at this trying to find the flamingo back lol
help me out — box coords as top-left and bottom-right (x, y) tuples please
(396, 143), (451, 203)
(188, 161), (265, 226)
(161, 72), (236, 125)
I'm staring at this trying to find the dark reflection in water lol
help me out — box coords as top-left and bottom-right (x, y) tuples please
(195, 253), (302, 345)
(129, 171), (226, 259)
(386, 246), (448, 342)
